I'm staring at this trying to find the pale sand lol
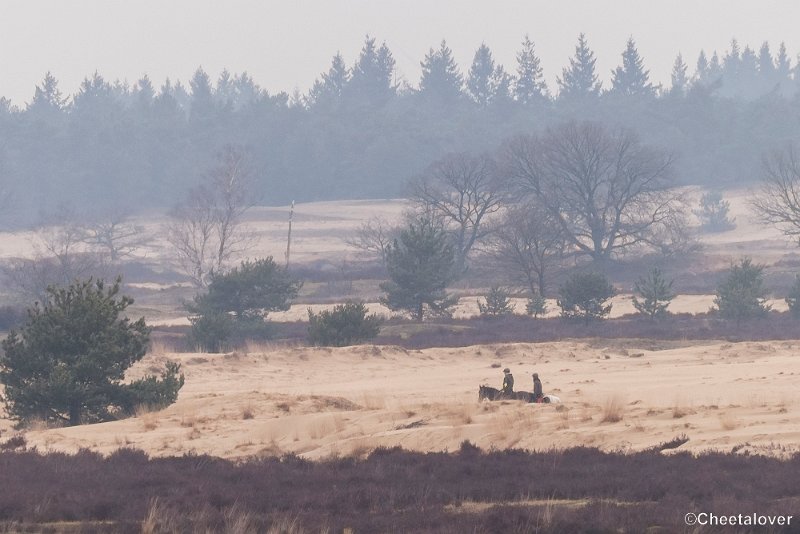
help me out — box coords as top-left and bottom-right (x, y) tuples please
(5, 339), (798, 460)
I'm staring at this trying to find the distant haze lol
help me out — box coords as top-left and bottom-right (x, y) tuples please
(2, 0), (799, 105)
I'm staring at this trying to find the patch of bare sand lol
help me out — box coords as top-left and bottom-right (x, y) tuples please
(6, 339), (799, 460)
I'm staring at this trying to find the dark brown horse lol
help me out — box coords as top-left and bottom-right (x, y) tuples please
(478, 385), (536, 402)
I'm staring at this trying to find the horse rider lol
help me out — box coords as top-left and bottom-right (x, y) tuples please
(502, 368), (514, 395)
(532, 372), (543, 402)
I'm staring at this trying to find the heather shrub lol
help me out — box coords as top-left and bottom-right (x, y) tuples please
(307, 301), (383, 346)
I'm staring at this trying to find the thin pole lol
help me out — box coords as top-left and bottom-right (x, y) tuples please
(285, 200), (295, 268)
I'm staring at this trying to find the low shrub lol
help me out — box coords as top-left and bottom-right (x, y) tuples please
(307, 301), (383, 347)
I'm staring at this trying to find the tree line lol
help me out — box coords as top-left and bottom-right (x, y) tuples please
(2, 35), (800, 225)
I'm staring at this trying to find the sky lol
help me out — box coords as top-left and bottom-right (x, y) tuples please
(1, 0), (799, 106)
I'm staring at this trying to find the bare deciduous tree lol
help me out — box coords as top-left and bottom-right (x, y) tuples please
(345, 216), (395, 267)
(751, 145), (800, 243)
(166, 145), (256, 287)
(487, 201), (568, 297)
(81, 212), (151, 262)
(410, 152), (508, 271)
(4, 205), (107, 301)
(503, 121), (681, 261)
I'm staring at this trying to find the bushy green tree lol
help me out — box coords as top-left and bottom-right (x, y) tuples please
(557, 272), (616, 324)
(307, 302), (383, 346)
(785, 275), (800, 318)
(380, 219), (457, 321)
(695, 191), (735, 232)
(632, 267), (675, 320)
(713, 258), (771, 324)
(525, 293), (548, 318)
(188, 257), (301, 351)
(0, 278), (182, 426)
(477, 286), (515, 316)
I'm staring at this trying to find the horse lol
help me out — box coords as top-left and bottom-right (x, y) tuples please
(478, 385), (561, 404)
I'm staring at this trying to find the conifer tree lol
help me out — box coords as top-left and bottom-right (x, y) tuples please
(610, 37), (654, 97)
(348, 35), (396, 104)
(419, 40), (464, 103)
(0, 278), (183, 426)
(380, 219), (457, 321)
(694, 50), (709, 85)
(713, 258), (771, 325)
(467, 43), (497, 107)
(758, 42), (775, 78)
(557, 33), (601, 101)
(308, 53), (350, 108)
(670, 53), (688, 95)
(632, 267), (675, 320)
(514, 34), (548, 105)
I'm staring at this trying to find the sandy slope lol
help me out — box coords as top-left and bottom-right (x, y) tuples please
(7, 339), (799, 460)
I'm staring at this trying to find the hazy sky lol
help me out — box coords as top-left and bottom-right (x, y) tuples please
(2, 0), (799, 105)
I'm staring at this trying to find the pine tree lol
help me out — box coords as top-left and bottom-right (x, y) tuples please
(775, 42), (791, 80)
(514, 34), (548, 105)
(557, 33), (601, 101)
(477, 286), (515, 316)
(758, 42), (775, 78)
(27, 72), (67, 116)
(713, 258), (771, 325)
(348, 35), (396, 105)
(419, 40), (464, 104)
(557, 272), (615, 324)
(632, 267), (675, 320)
(694, 50), (709, 84)
(670, 53), (688, 95)
(0, 278), (183, 426)
(723, 39), (741, 79)
(380, 219), (457, 321)
(467, 43), (497, 106)
(189, 67), (215, 121)
(708, 52), (722, 81)
(308, 53), (350, 108)
(610, 37), (654, 97)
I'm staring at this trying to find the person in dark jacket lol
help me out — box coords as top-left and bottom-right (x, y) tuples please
(501, 368), (514, 395)
(532, 373), (543, 402)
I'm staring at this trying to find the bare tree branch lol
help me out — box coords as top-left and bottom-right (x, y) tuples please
(751, 145), (800, 243)
(409, 152), (509, 271)
(502, 121), (681, 261)
(166, 145), (257, 287)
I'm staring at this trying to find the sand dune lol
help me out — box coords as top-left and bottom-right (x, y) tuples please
(6, 339), (798, 460)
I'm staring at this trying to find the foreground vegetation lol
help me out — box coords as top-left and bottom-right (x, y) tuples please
(0, 443), (796, 533)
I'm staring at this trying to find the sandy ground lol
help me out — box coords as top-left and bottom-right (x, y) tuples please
(1, 191), (799, 461)
(4, 339), (798, 460)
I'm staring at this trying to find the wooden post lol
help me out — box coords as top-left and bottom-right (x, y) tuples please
(285, 200), (295, 268)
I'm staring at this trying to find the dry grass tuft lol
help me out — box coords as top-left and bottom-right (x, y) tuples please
(241, 403), (256, 420)
(361, 392), (386, 410)
(136, 405), (160, 431)
(719, 413), (739, 431)
(600, 395), (625, 423)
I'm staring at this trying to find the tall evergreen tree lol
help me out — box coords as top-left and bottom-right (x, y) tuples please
(758, 42), (775, 78)
(694, 50), (709, 85)
(188, 67), (215, 121)
(380, 218), (457, 321)
(419, 40), (464, 103)
(776, 42), (791, 80)
(723, 39), (741, 78)
(348, 35), (396, 105)
(670, 53), (688, 95)
(308, 53), (349, 108)
(27, 72), (67, 117)
(610, 37), (654, 97)
(466, 43), (497, 106)
(557, 33), (601, 101)
(514, 34), (548, 105)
